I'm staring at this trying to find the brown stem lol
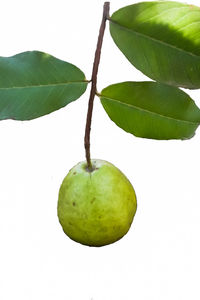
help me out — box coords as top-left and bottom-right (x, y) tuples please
(84, 2), (110, 171)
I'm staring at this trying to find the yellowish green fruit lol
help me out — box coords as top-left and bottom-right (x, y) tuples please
(57, 159), (137, 247)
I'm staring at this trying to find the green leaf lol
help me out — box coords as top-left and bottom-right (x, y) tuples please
(110, 1), (200, 89)
(99, 82), (200, 140)
(0, 51), (88, 120)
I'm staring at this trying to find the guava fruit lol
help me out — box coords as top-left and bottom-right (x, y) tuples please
(57, 159), (137, 247)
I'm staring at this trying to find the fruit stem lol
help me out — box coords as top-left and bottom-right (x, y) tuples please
(84, 2), (110, 171)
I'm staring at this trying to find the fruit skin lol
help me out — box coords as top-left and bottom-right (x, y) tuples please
(57, 159), (137, 247)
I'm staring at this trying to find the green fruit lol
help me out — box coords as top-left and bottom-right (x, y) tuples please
(57, 159), (137, 247)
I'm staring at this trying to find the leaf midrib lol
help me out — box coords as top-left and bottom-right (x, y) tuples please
(0, 81), (88, 90)
(110, 19), (200, 59)
(100, 94), (199, 125)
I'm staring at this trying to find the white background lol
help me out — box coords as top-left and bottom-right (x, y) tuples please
(0, 0), (200, 299)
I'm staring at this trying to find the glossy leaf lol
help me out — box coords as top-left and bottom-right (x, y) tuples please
(100, 82), (200, 140)
(0, 51), (88, 120)
(110, 1), (200, 89)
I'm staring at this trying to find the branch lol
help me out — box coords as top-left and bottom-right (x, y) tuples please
(84, 2), (110, 171)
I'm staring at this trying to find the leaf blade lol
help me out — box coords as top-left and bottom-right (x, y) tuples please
(100, 81), (200, 140)
(0, 51), (88, 120)
(110, 1), (200, 89)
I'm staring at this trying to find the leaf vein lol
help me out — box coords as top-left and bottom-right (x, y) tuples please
(101, 95), (199, 125)
(110, 20), (200, 58)
(0, 81), (87, 90)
